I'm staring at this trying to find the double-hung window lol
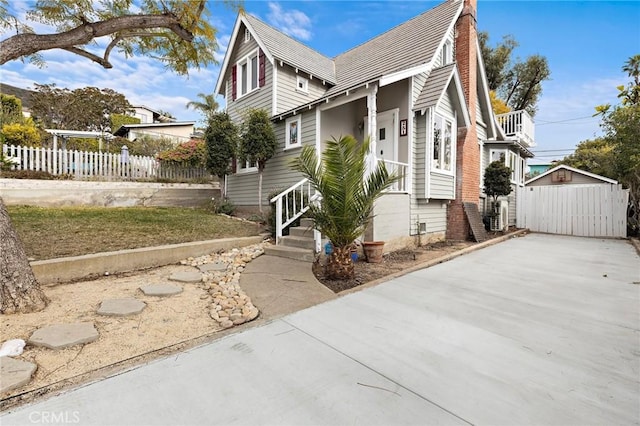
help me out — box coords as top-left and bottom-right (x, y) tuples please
(237, 50), (259, 98)
(432, 113), (453, 172)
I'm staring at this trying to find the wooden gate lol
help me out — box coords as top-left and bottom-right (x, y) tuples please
(516, 185), (629, 237)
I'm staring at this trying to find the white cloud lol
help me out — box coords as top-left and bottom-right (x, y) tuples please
(266, 2), (312, 41)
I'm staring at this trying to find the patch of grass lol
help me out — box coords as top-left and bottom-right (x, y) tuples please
(7, 206), (262, 260)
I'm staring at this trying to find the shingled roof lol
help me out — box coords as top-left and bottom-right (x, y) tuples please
(328, 0), (462, 96)
(413, 64), (457, 112)
(244, 14), (336, 84)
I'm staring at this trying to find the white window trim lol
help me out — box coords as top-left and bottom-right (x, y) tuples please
(296, 75), (309, 94)
(236, 157), (258, 174)
(431, 112), (456, 176)
(244, 28), (251, 43)
(284, 115), (302, 151)
(441, 39), (453, 65)
(508, 151), (518, 184)
(235, 48), (259, 100)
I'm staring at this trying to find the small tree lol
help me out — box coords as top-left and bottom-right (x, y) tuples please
(187, 93), (220, 123)
(239, 109), (277, 212)
(205, 112), (238, 199)
(484, 159), (512, 228)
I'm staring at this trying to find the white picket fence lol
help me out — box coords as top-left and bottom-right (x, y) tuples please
(516, 184), (629, 238)
(2, 144), (212, 182)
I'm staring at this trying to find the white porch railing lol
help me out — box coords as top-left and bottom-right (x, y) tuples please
(496, 110), (535, 147)
(2, 144), (212, 182)
(270, 178), (321, 251)
(378, 159), (409, 192)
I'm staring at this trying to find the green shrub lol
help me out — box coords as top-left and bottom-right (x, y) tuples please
(0, 170), (73, 180)
(210, 197), (236, 215)
(157, 138), (206, 167)
(1, 120), (41, 146)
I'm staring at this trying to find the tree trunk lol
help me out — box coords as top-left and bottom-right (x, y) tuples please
(325, 245), (355, 280)
(258, 170), (263, 213)
(0, 198), (49, 314)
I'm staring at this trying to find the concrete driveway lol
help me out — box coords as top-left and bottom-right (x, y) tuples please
(2, 233), (639, 425)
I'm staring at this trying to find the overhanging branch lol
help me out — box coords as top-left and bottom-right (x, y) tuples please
(0, 13), (193, 65)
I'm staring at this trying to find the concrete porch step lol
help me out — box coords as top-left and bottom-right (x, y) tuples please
(299, 218), (314, 228)
(281, 235), (315, 250)
(264, 245), (315, 263)
(289, 226), (314, 238)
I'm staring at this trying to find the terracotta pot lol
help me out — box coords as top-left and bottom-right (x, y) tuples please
(362, 241), (385, 263)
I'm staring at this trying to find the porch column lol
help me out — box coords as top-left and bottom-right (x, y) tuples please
(366, 84), (378, 174)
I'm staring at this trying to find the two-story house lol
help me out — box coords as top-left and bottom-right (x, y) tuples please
(215, 0), (535, 251)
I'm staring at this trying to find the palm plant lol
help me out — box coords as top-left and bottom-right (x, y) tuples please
(186, 93), (219, 122)
(291, 135), (398, 280)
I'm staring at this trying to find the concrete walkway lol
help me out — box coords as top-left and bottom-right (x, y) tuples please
(239, 255), (336, 319)
(2, 234), (638, 425)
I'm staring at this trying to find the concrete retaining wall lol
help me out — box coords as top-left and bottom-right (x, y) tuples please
(32, 236), (264, 285)
(0, 179), (220, 208)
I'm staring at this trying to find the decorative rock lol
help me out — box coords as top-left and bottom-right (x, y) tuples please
(28, 322), (99, 349)
(139, 284), (183, 297)
(220, 320), (234, 329)
(168, 270), (202, 283)
(0, 357), (37, 394)
(198, 262), (227, 272)
(97, 298), (146, 317)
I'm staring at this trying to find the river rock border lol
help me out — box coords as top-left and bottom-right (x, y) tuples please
(180, 242), (267, 329)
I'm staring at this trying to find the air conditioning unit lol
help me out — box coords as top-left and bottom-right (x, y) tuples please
(498, 200), (509, 231)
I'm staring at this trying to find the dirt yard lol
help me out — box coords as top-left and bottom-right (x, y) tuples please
(1, 232), (515, 410)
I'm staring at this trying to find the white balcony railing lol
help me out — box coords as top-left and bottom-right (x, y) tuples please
(496, 110), (535, 147)
(378, 159), (409, 192)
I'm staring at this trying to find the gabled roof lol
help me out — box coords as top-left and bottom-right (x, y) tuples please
(113, 121), (195, 137)
(243, 14), (336, 84)
(327, 0), (462, 97)
(216, 0), (463, 103)
(413, 64), (456, 112)
(215, 13), (336, 95)
(525, 164), (618, 185)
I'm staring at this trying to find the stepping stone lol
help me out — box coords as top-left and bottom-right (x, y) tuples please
(169, 270), (202, 283)
(97, 298), (146, 317)
(139, 284), (183, 297)
(0, 357), (37, 394)
(28, 322), (99, 349)
(198, 262), (227, 273)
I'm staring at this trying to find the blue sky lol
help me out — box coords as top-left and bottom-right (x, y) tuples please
(1, 0), (639, 163)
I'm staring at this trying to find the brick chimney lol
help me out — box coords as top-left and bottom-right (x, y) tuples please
(447, 0), (480, 240)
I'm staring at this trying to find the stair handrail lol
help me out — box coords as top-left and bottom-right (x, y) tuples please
(270, 178), (321, 247)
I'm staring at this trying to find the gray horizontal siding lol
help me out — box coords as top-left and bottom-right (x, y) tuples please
(227, 110), (316, 206)
(276, 64), (328, 115)
(414, 112), (426, 198)
(225, 32), (273, 121)
(429, 172), (454, 199)
(410, 198), (447, 235)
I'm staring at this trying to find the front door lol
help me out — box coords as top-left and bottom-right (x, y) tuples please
(365, 109), (397, 162)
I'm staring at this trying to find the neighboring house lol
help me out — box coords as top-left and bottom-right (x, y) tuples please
(131, 105), (175, 124)
(215, 0), (535, 248)
(113, 121), (196, 145)
(525, 164), (618, 187)
(528, 163), (553, 177)
(0, 83), (34, 117)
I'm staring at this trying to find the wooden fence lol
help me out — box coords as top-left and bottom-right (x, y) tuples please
(516, 184), (629, 238)
(2, 144), (212, 182)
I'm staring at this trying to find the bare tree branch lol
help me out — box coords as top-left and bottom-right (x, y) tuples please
(64, 46), (113, 68)
(0, 13), (193, 66)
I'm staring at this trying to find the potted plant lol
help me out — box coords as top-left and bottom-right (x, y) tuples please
(362, 241), (384, 263)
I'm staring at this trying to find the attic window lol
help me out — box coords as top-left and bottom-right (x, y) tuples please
(244, 28), (251, 43)
(296, 76), (308, 93)
(441, 40), (453, 65)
